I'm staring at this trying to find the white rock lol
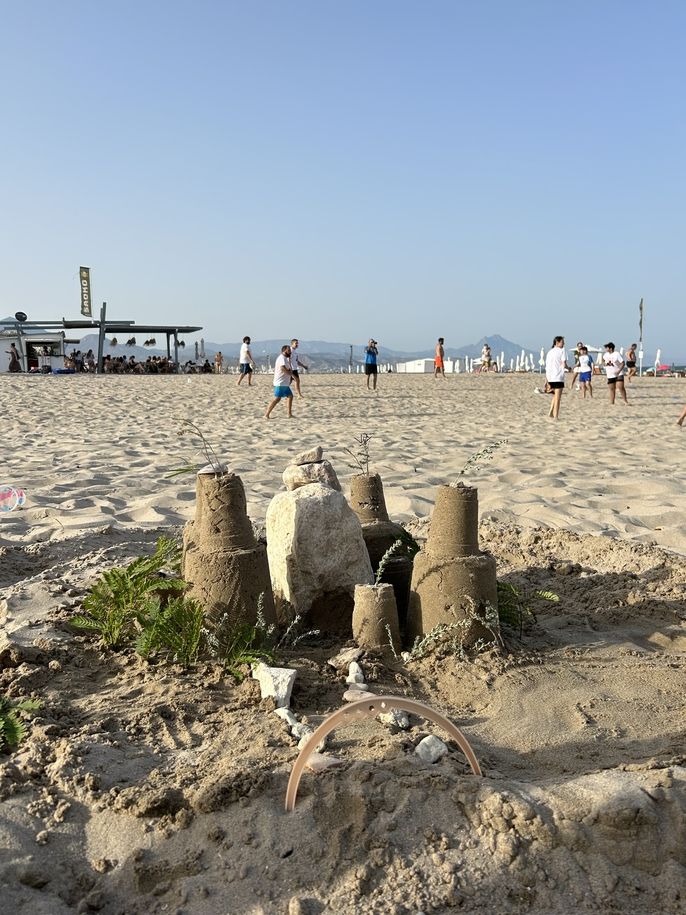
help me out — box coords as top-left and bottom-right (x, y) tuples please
(415, 735), (448, 763)
(291, 722), (313, 741)
(344, 682), (369, 692)
(378, 709), (410, 730)
(346, 661), (365, 684)
(251, 663), (296, 708)
(327, 647), (363, 671)
(297, 731), (315, 749)
(266, 484), (374, 619)
(343, 689), (376, 702)
(282, 461), (341, 492)
(273, 707), (299, 728)
(293, 446), (324, 465)
(305, 752), (344, 773)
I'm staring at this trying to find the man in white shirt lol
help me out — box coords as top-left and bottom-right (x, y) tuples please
(265, 344), (294, 418)
(290, 338), (309, 397)
(544, 335), (568, 419)
(603, 342), (629, 405)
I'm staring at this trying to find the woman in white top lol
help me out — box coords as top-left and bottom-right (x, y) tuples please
(545, 336), (568, 420)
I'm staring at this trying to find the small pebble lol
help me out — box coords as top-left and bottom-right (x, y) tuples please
(415, 735), (448, 764)
(346, 661), (365, 684)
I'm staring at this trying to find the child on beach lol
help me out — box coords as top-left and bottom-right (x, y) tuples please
(236, 336), (254, 386)
(575, 346), (593, 398)
(265, 344), (294, 419)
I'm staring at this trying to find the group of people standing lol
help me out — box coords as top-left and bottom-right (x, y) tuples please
(544, 337), (635, 419)
(233, 336), (309, 419)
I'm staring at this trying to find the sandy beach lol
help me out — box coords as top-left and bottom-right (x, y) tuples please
(2, 372), (686, 914)
(2, 372), (686, 551)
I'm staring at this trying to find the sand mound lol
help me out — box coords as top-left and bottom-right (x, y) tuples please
(1, 522), (685, 913)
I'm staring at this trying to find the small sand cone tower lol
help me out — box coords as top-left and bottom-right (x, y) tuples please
(349, 472), (413, 629)
(406, 482), (498, 645)
(182, 469), (276, 630)
(352, 583), (401, 655)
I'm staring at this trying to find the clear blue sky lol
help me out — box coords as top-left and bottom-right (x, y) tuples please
(1, 1), (684, 358)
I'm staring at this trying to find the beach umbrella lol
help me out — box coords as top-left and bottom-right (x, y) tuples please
(520, 349), (526, 365)
(200, 338), (205, 358)
(654, 348), (661, 369)
(529, 353), (535, 371)
(539, 347), (545, 373)
(194, 342), (199, 361)
(619, 346), (624, 357)
(500, 350), (505, 371)
(510, 357), (514, 372)
(515, 355), (520, 372)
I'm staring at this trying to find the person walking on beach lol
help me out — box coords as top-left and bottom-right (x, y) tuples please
(290, 338), (309, 397)
(434, 338), (445, 378)
(625, 343), (638, 382)
(236, 336), (254, 386)
(480, 343), (492, 372)
(365, 339), (379, 390)
(603, 343), (629, 405)
(265, 344), (294, 419)
(545, 336), (568, 419)
(575, 345), (594, 398)
(6, 343), (21, 372)
(214, 351), (224, 374)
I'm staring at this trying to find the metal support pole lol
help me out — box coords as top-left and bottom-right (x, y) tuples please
(97, 302), (107, 373)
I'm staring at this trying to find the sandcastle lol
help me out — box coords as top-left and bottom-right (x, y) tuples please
(352, 582), (401, 654)
(266, 448), (373, 631)
(406, 482), (498, 644)
(349, 471), (413, 629)
(181, 468), (276, 630)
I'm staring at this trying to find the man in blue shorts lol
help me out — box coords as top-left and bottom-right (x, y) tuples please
(265, 344), (294, 418)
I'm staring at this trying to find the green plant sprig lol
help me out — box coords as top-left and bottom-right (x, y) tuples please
(454, 439), (508, 480)
(0, 697), (41, 752)
(167, 420), (227, 479)
(343, 433), (374, 476)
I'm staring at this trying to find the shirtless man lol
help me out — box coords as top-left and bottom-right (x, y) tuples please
(434, 337), (445, 378)
(625, 343), (638, 382)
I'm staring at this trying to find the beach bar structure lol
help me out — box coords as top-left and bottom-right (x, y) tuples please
(0, 307), (201, 373)
(0, 327), (80, 373)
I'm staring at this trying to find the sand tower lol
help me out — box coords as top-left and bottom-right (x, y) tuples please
(182, 470), (276, 630)
(349, 472), (414, 630)
(406, 482), (498, 645)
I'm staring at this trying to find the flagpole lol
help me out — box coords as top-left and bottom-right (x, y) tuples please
(638, 297), (644, 377)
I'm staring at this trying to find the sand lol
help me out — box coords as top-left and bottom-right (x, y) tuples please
(1, 372), (685, 914)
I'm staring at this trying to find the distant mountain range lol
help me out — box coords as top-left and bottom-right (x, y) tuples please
(72, 332), (534, 370)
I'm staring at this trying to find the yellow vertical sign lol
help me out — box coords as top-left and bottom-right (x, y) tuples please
(79, 266), (92, 317)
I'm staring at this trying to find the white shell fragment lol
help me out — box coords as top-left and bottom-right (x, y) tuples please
(326, 647), (363, 671)
(305, 752), (344, 773)
(252, 663), (296, 708)
(343, 689), (376, 702)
